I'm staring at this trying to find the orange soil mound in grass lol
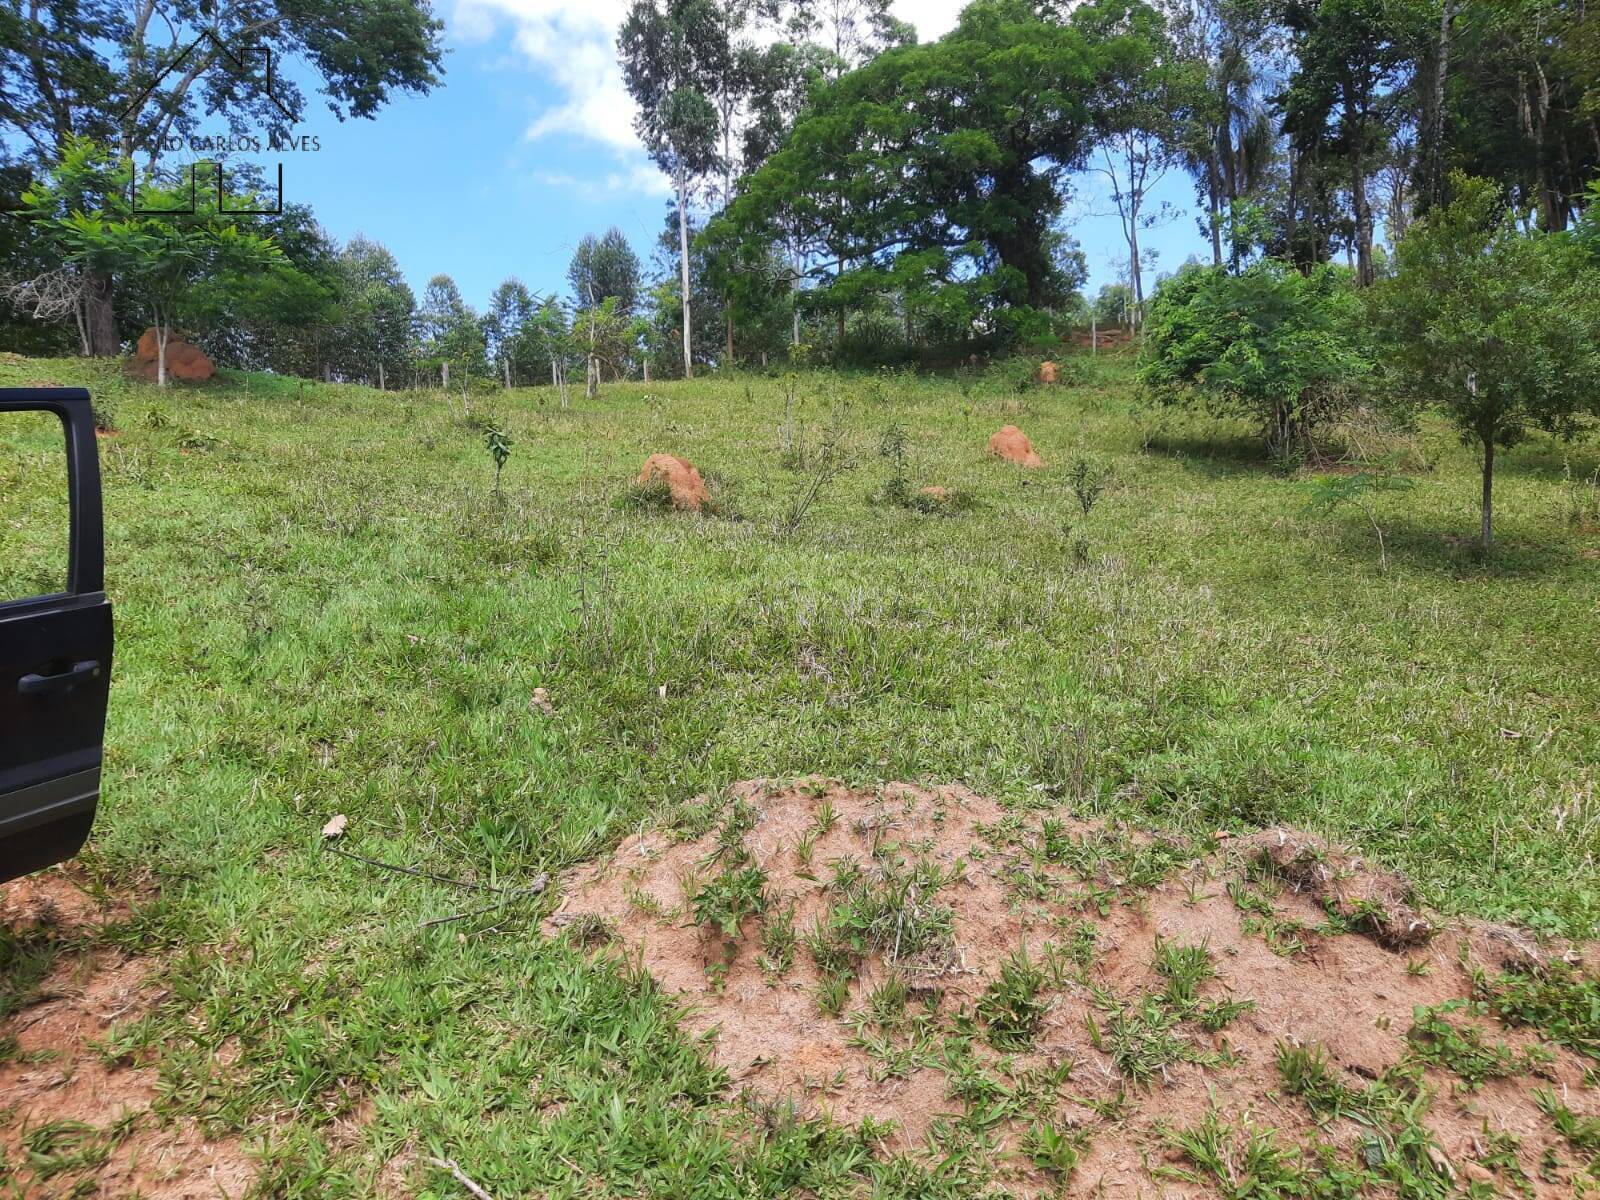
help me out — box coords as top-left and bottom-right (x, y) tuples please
(1038, 361), (1059, 384)
(0, 872), (254, 1199)
(638, 453), (711, 511)
(987, 425), (1044, 468)
(551, 780), (1596, 1198)
(130, 327), (215, 383)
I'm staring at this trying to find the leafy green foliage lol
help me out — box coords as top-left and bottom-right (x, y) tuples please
(1405, 1000), (1551, 1088)
(484, 425), (513, 490)
(1368, 174), (1600, 551)
(712, 0), (1105, 358)
(1473, 963), (1600, 1060)
(976, 948), (1050, 1049)
(818, 855), (958, 971)
(21, 140), (282, 386)
(691, 863), (769, 939)
(1140, 259), (1367, 457)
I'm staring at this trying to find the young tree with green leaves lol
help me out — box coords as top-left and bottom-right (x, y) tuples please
(1369, 174), (1600, 552)
(21, 140), (282, 385)
(1140, 258), (1367, 457)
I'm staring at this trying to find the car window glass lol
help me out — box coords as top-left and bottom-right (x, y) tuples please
(0, 410), (70, 600)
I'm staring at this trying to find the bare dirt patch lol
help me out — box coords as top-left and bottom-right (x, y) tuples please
(637, 453), (711, 511)
(0, 873), (254, 1199)
(552, 780), (1598, 1197)
(987, 425), (1044, 468)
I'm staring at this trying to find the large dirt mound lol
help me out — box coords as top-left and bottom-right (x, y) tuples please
(554, 781), (1598, 1197)
(130, 327), (215, 383)
(0, 873), (253, 1199)
(637, 453), (711, 511)
(987, 425), (1044, 468)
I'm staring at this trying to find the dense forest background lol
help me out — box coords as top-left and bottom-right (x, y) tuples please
(2, 0), (1598, 385)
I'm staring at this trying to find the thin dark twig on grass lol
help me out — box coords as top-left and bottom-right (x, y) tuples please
(424, 1156), (497, 1200)
(323, 844), (547, 898)
(419, 883), (549, 929)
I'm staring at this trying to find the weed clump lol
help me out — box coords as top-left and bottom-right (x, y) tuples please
(976, 948), (1049, 1049)
(816, 854), (959, 972)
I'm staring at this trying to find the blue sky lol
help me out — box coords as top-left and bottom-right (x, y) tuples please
(269, 0), (1209, 313)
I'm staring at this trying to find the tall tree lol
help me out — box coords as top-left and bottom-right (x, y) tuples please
(332, 235), (415, 389)
(567, 230), (642, 315)
(715, 0), (1103, 358)
(1442, 1), (1599, 232)
(484, 278), (537, 388)
(1076, 0), (1199, 319)
(619, 0), (726, 379)
(0, 0), (444, 354)
(418, 273), (484, 388)
(1163, 0), (1279, 268)
(1279, 0), (1418, 285)
(781, 0), (912, 78)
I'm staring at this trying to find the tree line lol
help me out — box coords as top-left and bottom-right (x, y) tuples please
(4, 0), (1599, 380)
(696, 0), (1600, 362)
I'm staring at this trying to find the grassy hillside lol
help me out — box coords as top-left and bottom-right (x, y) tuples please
(2, 351), (1598, 1193)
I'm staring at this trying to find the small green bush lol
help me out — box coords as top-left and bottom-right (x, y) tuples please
(1140, 260), (1368, 459)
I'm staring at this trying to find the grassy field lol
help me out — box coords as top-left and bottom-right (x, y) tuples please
(2, 350), (1598, 1195)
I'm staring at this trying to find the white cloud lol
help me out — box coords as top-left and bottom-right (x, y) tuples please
(454, 0), (640, 152)
(899, 0), (965, 40)
(453, 0), (966, 185)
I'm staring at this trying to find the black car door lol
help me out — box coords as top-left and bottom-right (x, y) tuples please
(0, 388), (113, 884)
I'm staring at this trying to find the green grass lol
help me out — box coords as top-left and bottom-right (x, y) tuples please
(1, 351), (1598, 1193)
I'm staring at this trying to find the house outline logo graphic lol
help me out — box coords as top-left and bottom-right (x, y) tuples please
(120, 30), (297, 217)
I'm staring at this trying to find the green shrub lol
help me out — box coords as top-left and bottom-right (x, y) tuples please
(1140, 260), (1368, 460)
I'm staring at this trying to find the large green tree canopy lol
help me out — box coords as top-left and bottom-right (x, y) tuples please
(709, 0), (1113, 347)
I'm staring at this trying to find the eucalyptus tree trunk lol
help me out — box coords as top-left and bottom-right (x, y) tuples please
(1351, 146), (1375, 286)
(1207, 149), (1224, 268)
(153, 315), (169, 387)
(1421, 0), (1457, 210)
(676, 160), (694, 380)
(1480, 437), (1495, 553)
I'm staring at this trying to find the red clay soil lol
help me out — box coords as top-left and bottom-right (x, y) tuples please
(0, 870), (253, 1199)
(1038, 361), (1060, 384)
(638, 453), (711, 511)
(987, 425), (1045, 468)
(1070, 327), (1135, 350)
(552, 780), (1598, 1198)
(130, 327), (216, 383)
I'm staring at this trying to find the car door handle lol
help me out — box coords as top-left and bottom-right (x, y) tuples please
(18, 660), (103, 697)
